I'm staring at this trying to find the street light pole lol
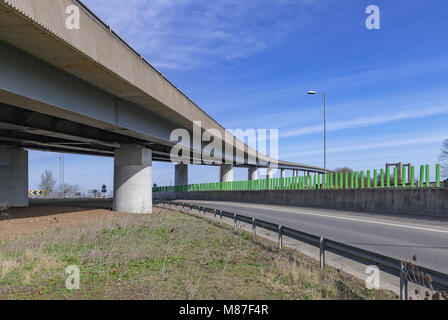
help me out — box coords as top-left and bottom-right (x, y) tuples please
(323, 93), (326, 181)
(308, 91), (327, 187)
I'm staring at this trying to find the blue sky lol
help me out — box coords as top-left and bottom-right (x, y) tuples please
(29, 0), (448, 191)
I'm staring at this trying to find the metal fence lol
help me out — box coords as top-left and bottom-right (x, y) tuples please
(156, 199), (448, 300)
(154, 164), (443, 193)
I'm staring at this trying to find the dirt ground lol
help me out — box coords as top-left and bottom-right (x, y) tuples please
(0, 200), (398, 300)
(0, 200), (119, 239)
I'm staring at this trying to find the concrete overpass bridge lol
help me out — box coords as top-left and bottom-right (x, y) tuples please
(0, 0), (327, 213)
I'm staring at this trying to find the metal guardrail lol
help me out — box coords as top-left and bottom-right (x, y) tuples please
(156, 199), (448, 300)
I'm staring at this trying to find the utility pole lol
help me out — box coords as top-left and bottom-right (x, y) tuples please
(59, 154), (65, 197)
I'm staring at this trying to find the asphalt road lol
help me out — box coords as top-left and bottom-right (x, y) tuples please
(180, 200), (448, 274)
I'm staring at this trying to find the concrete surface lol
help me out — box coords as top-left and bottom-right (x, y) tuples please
(0, 0), (327, 173)
(0, 146), (28, 207)
(155, 188), (448, 217)
(175, 164), (188, 186)
(113, 144), (152, 214)
(248, 167), (258, 181)
(220, 164), (234, 182)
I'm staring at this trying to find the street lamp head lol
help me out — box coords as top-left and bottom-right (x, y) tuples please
(307, 91), (317, 95)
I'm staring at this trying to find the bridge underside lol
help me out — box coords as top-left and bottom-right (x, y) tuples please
(0, 102), (175, 162)
(0, 2), (327, 211)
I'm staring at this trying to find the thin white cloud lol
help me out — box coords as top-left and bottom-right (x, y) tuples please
(281, 135), (445, 159)
(280, 105), (448, 138)
(209, 55), (448, 114)
(83, 0), (314, 69)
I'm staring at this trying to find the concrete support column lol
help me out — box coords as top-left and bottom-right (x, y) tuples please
(220, 164), (234, 182)
(113, 144), (152, 214)
(281, 169), (286, 179)
(0, 146), (28, 207)
(175, 163), (188, 186)
(293, 170), (298, 177)
(267, 168), (274, 179)
(248, 166), (258, 181)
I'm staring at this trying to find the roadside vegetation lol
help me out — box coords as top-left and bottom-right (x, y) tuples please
(0, 206), (396, 300)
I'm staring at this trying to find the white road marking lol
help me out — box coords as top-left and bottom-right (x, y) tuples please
(188, 201), (448, 234)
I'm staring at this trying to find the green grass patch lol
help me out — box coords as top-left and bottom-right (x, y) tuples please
(0, 207), (396, 300)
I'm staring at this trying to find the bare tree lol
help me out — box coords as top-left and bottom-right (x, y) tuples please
(61, 183), (81, 197)
(334, 167), (353, 174)
(439, 139), (448, 178)
(38, 170), (57, 197)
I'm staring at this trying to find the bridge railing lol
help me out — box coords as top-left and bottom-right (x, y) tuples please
(156, 199), (448, 300)
(153, 163), (443, 193)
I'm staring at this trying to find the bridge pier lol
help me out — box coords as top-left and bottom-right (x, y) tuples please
(281, 169), (286, 179)
(248, 166), (258, 180)
(220, 164), (234, 182)
(293, 170), (298, 178)
(267, 168), (274, 179)
(175, 163), (188, 186)
(113, 144), (152, 214)
(0, 146), (28, 207)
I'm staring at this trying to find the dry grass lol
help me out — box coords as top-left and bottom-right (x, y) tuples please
(0, 206), (396, 300)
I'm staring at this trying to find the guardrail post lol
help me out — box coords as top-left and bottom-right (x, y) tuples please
(213, 209), (217, 221)
(220, 210), (223, 224)
(319, 237), (326, 268)
(252, 218), (256, 238)
(400, 262), (409, 300)
(278, 225), (283, 249)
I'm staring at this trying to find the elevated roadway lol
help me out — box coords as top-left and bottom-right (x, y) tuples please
(0, 0), (327, 212)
